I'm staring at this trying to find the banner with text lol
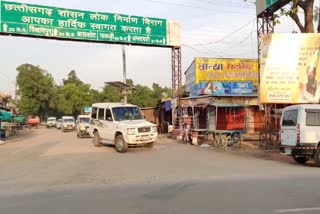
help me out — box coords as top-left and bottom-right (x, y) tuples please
(0, 1), (181, 47)
(260, 33), (320, 104)
(194, 58), (258, 95)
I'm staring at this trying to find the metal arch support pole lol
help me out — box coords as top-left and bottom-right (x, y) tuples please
(172, 47), (182, 100)
(172, 47), (182, 128)
(257, 13), (274, 147)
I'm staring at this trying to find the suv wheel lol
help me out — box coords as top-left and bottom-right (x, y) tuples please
(293, 156), (308, 164)
(115, 135), (128, 153)
(314, 146), (320, 167)
(93, 131), (102, 147)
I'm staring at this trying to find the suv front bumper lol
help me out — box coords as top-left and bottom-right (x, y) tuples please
(126, 133), (158, 144)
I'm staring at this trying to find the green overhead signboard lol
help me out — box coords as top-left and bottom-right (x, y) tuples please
(0, 1), (181, 47)
(266, 0), (279, 7)
(256, 0), (290, 15)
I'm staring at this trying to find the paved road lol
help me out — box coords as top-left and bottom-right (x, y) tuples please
(0, 128), (320, 214)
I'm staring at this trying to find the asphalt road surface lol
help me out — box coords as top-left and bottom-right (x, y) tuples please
(0, 128), (320, 214)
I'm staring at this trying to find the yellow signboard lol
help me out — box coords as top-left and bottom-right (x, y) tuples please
(194, 58), (259, 85)
(260, 34), (320, 104)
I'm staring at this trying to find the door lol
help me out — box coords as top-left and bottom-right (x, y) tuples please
(103, 108), (116, 143)
(281, 109), (298, 146)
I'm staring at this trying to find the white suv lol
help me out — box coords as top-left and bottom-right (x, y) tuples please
(46, 117), (57, 128)
(61, 116), (76, 132)
(89, 103), (158, 153)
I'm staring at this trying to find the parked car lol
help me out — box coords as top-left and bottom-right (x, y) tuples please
(61, 116), (75, 132)
(280, 104), (320, 167)
(46, 117), (57, 128)
(26, 115), (40, 128)
(88, 102), (158, 153)
(56, 119), (62, 129)
(76, 115), (90, 138)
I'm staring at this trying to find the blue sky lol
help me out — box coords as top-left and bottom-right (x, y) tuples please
(0, 0), (307, 95)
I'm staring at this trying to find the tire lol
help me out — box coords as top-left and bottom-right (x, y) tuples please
(145, 142), (154, 148)
(93, 131), (103, 147)
(293, 156), (308, 164)
(314, 146), (320, 167)
(215, 135), (229, 148)
(114, 135), (128, 153)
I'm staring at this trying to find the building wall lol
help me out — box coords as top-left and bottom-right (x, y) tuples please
(141, 108), (159, 126)
(185, 60), (195, 93)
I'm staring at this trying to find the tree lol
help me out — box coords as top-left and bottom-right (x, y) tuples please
(63, 70), (83, 85)
(57, 83), (92, 116)
(100, 84), (122, 102)
(16, 64), (57, 118)
(128, 85), (156, 107)
(247, 0), (320, 33)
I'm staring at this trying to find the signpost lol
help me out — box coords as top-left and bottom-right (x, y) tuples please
(0, 1), (181, 47)
(256, 0), (291, 15)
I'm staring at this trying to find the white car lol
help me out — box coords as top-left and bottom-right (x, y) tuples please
(46, 117), (57, 128)
(56, 119), (62, 129)
(89, 102), (158, 153)
(280, 104), (320, 166)
(61, 116), (75, 132)
(76, 115), (90, 138)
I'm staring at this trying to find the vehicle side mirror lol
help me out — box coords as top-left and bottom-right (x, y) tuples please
(90, 119), (94, 124)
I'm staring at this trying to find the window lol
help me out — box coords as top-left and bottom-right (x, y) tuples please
(91, 107), (98, 119)
(80, 118), (90, 123)
(98, 108), (105, 120)
(306, 110), (320, 126)
(105, 109), (112, 121)
(282, 109), (298, 126)
(112, 107), (144, 121)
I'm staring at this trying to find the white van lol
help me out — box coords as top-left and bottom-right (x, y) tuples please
(89, 102), (158, 153)
(280, 104), (320, 166)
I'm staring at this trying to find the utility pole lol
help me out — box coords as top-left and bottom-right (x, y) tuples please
(122, 45), (127, 104)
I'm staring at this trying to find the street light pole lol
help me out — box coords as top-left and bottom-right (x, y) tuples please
(122, 45), (127, 104)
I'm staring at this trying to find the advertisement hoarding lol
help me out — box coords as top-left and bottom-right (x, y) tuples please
(0, 1), (181, 47)
(260, 33), (320, 104)
(194, 58), (258, 85)
(256, 0), (291, 15)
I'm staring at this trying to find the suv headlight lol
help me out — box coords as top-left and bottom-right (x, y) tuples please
(127, 128), (137, 135)
(152, 126), (157, 133)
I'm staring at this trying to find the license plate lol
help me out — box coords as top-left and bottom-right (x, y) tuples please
(141, 136), (149, 141)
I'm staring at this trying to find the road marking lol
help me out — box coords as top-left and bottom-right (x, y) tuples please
(274, 207), (320, 213)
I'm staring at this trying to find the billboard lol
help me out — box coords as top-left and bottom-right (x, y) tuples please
(260, 34), (320, 104)
(0, 1), (181, 47)
(193, 81), (254, 96)
(195, 58), (258, 85)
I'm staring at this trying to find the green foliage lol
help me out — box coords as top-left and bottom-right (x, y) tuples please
(16, 64), (56, 118)
(15, 63), (172, 117)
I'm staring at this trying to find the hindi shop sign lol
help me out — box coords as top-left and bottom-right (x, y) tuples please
(0, 1), (181, 47)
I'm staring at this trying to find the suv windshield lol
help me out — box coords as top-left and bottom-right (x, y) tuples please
(47, 119), (56, 122)
(112, 107), (144, 121)
(80, 118), (90, 123)
(63, 119), (74, 123)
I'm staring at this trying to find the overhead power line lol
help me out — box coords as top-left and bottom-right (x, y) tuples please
(191, 18), (256, 46)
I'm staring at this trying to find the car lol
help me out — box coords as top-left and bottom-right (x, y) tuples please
(46, 117), (57, 128)
(56, 119), (62, 129)
(280, 104), (320, 167)
(88, 102), (158, 153)
(76, 115), (90, 138)
(61, 116), (75, 132)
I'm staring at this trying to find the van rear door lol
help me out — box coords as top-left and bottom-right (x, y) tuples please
(281, 109), (298, 146)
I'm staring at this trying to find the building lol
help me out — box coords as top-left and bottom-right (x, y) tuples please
(182, 57), (262, 134)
